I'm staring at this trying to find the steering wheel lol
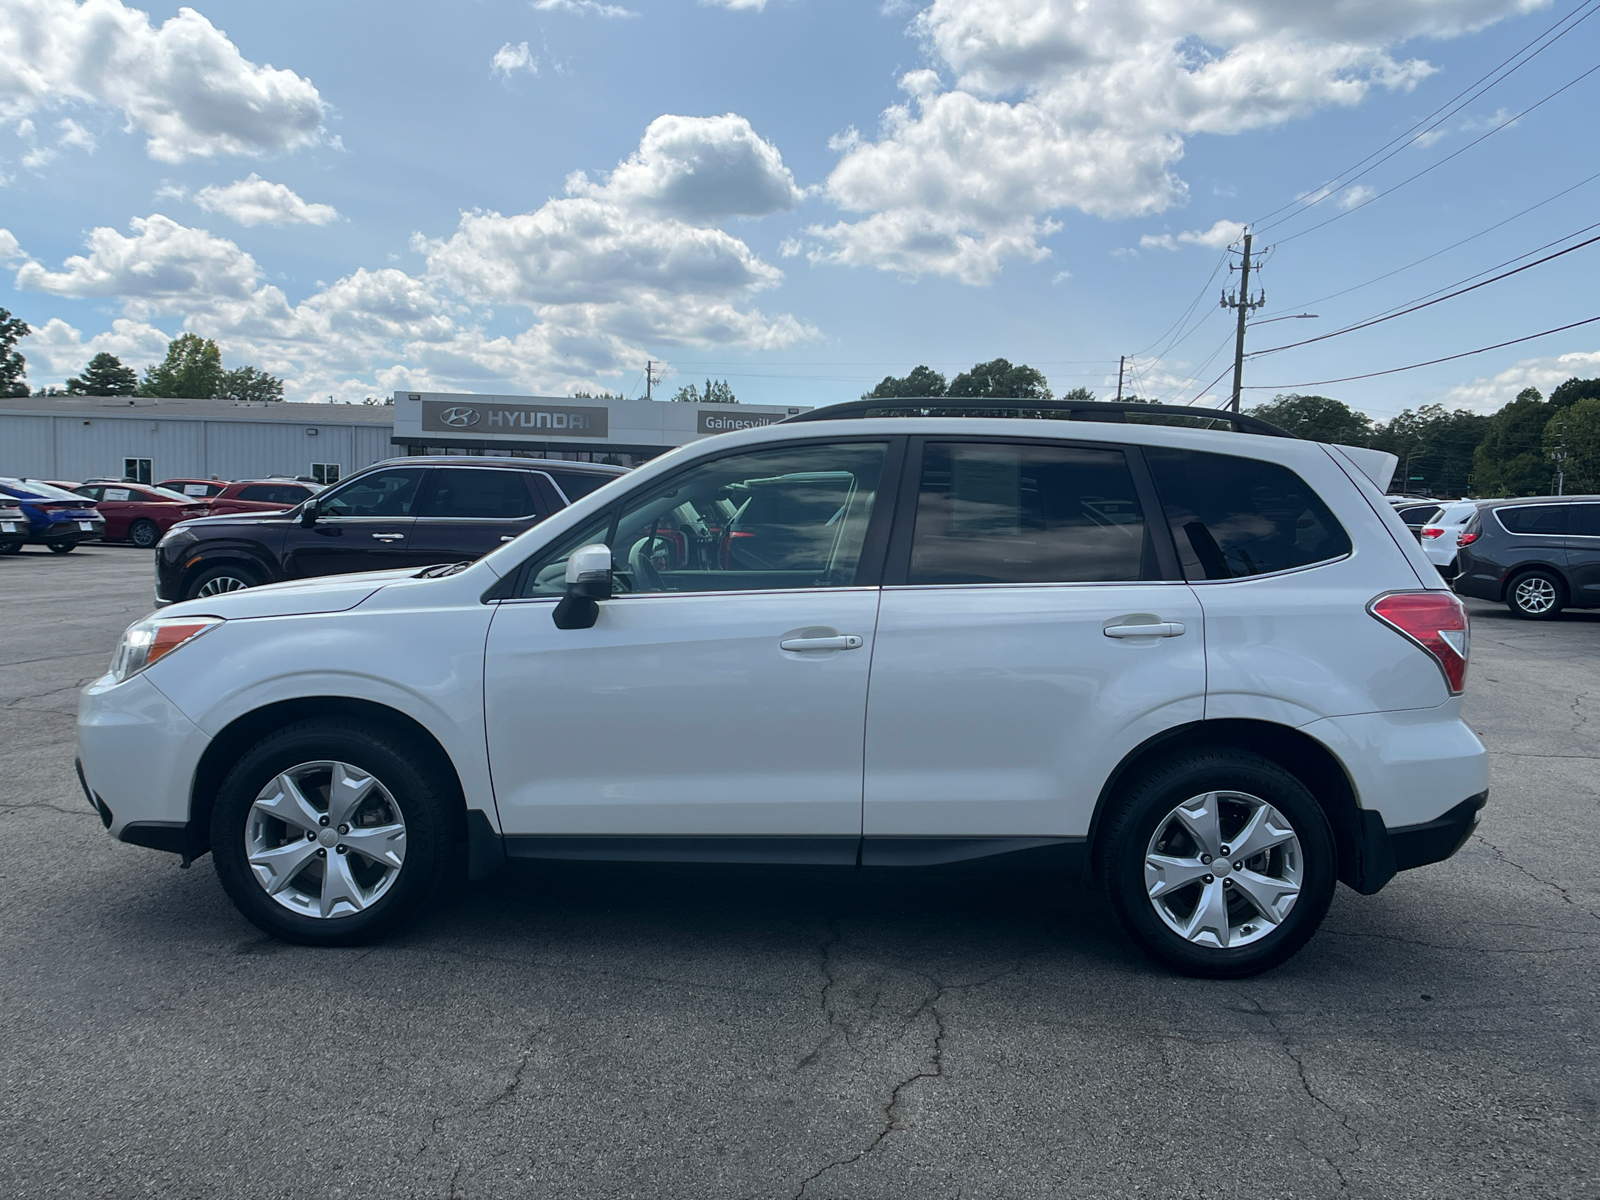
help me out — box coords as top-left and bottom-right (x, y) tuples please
(627, 536), (667, 593)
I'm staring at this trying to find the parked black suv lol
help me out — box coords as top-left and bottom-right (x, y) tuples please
(154, 456), (627, 602)
(1453, 495), (1600, 619)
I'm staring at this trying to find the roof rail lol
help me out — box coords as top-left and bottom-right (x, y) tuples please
(782, 397), (1294, 438)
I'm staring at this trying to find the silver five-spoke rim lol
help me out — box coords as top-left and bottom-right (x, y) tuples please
(246, 760), (407, 919)
(197, 574), (250, 597)
(1514, 576), (1556, 613)
(1145, 790), (1303, 949)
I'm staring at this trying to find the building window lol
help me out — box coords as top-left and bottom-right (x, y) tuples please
(123, 457), (152, 484)
(311, 463), (342, 485)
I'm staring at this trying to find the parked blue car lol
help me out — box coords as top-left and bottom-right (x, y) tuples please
(0, 478), (106, 554)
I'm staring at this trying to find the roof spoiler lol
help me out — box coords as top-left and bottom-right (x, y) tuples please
(1330, 445), (1399, 492)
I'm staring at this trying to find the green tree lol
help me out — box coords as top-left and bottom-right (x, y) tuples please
(217, 365), (284, 403)
(1062, 386), (1097, 402)
(670, 378), (737, 403)
(1549, 376), (1600, 409)
(946, 358), (1052, 400)
(66, 352), (139, 396)
(1472, 387), (1557, 496)
(0, 307), (30, 398)
(1247, 394), (1375, 444)
(140, 334), (224, 398)
(571, 389), (624, 401)
(864, 365), (948, 399)
(1369, 403), (1488, 497)
(1543, 396), (1600, 495)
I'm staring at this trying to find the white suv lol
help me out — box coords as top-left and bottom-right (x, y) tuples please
(77, 402), (1488, 978)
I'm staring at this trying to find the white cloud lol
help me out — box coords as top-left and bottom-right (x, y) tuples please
(12, 116), (812, 398)
(194, 174), (340, 226)
(1439, 349), (1600, 413)
(702, 0), (768, 9)
(56, 117), (95, 152)
(1338, 184), (1375, 208)
(1140, 218), (1245, 250)
(0, 0), (326, 162)
(491, 41), (538, 77)
(531, 0), (638, 17)
(22, 315), (173, 379)
(812, 0), (1541, 282)
(0, 228), (25, 262)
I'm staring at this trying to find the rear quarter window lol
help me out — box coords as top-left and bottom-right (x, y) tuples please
(1145, 447), (1352, 580)
(545, 470), (617, 502)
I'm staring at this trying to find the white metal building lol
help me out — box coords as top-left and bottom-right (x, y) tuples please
(0, 396), (396, 484)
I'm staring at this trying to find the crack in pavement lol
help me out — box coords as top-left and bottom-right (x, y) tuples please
(0, 800), (94, 818)
(1250, 999), (1360, 1194)
(1475, 834), (1600, 923)
(1321, 928), (1588, 955)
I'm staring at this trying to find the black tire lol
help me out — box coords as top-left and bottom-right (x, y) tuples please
(0, 542), (21, 555)
(129, 519), (160, 548)
(1096, 748), (1336, 979)
(47, 541), (75, 554)
(185, 562), (260, 600)
(211, 719), (462, 946)
(1505, 569), (1565, 620)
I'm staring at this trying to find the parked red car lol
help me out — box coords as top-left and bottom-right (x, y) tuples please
(203, 479), (322, 516)
(72, 482), (212, 548)
(156, 477), (230, 499)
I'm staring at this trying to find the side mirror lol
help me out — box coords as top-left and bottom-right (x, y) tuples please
(299, 499), (320, 528)
(552, 543), (613, 630)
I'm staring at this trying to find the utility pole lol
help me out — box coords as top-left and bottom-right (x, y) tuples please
(1116, 355), (1126, 401)
(644, 359), (661, 401)
(1221, 230), (1266, 412)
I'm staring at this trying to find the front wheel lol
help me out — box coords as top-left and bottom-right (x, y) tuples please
(186, 563), (259, 600)
(129, 519), (160, 548)
(47, 541), (75, 554)
(211, 720), (462, 945)
(1096, 749), (1336, 978)
(1506, 570), (1564, 620)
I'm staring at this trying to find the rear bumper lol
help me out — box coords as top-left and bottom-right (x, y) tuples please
(1346, 791), (1487, 895)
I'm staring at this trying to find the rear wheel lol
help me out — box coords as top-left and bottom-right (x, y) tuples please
(186, 563), (259, 600)
(211, 720), (461, 945)
(1096, 748), (1336, 978)
(47, 542), (75, 554)
(0, 543), (21, 555)
(1506, 570), (1564, 620)
(129, 519), (160, 548)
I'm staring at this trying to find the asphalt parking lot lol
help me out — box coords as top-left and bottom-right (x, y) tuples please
(1, 546), (1595, 1200)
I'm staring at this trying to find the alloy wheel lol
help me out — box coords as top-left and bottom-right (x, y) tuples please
(245, 760), (408, 919)
(1144, 790), (1303, 949)
(196, 574), (251, 597)
(1513, 576), (1557, 614)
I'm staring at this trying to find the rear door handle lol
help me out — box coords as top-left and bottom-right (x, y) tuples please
(371, 533), (404, 541)
(780, 635), (864, 652)
(1103, 622), (1186, 638)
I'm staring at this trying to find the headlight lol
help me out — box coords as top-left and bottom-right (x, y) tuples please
(109, 616), (222, 682)
(157, 525), (198, 552)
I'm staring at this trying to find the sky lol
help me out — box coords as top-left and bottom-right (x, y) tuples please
(1, 0), (1597, 420)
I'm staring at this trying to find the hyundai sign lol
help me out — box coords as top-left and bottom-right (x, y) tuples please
(421, 399), (608, 438)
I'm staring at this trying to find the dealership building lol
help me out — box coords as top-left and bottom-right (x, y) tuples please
(0, 392), (809, 485)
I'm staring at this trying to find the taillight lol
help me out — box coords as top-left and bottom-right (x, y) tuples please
(1457, 531), (1479, 547)
(1421, 526), (1444, 538)
(1369, 592), (1469, 694)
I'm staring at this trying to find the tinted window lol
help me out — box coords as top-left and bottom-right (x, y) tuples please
(1146, 448), (1351, 580)
(908, 442), (1151, 585)
(238, 484), (312, 505)
(318, 471), (422, 517)
(74, 487), (105, 501)
(423, 469), (536, 519)
(1574, 504), (1600, 537)
(545, 469), (616, 502)
(518, 442), (886, 596)
(1496, 504), (1569, 535)
(1397, 504), (1442, 525)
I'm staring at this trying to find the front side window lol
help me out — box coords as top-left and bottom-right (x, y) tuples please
(422, 469), (536, 519)
(316, 470), (422, 517)
(1496, 504), (1569, 535)
(1145, 447), (1351, 580)
(907, 441), (1152, 584)
(517, 442), (887, 597)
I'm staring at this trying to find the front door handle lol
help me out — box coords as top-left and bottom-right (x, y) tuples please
(780, 634), (864, 652)
(1104, 621), (1186, 638)
(371, 533), (404, 542)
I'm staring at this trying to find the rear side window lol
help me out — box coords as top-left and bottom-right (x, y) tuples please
(1574, 504), (1600, 537)
(908, 441), (1152, 584)
(238, 484), (310, 504)
(1145, 447), (1351, 580)
(544, 469), (615, 502)
(423, 469), (537, 519)
(1396, 504), (1442, 525)
(1496, 504), (1569, 534)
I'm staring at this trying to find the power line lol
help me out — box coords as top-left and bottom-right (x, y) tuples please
(1252, 0), (1600, 232)
(1132, 248), (1232, 360)
(1265, 166), (1600, 317)
(1248, 231), (1600, 358)
(1270, 60), (1600, 246)
(1241, 315), (1600, 390)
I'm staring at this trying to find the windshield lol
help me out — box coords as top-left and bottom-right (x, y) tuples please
(0, 478), (91, 501)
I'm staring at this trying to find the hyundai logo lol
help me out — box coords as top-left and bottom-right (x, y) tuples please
(440, 406), (481, 428)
